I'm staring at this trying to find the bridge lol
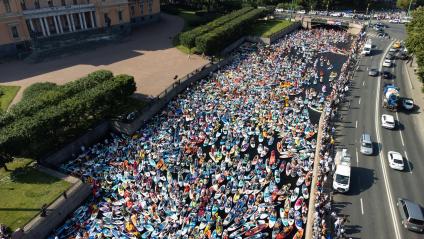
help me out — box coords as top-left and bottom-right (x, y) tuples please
(294, 16), (364, 35)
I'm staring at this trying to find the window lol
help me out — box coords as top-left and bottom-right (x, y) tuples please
(140, 2), (144, 15)
(118, 11), (123, 21)
(35, 0), (40, 9)
(3, 0), (11, 13)
(73, 0), (77, 5)
(20, 0), (26, 10)
(48, 0), (53, 7)
(11, 26), (19, 39)
(61, 0), (66, 6)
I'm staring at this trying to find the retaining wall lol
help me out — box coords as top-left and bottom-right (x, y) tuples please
(41, 121), (110, 168)
(305, 112), (325, 239)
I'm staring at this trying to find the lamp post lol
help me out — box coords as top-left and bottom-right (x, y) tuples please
(290, 0), (295, 20)
(408, 0), (414, 17)
(326, 0), (330, 16)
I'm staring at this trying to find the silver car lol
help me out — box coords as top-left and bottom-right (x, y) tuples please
(360, 133), (373, 155)
(397, 198), (424, 232)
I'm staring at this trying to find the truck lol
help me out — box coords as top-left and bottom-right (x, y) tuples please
(333, 149), (351, 193)
(383, 84), (400, 111)
(361, 39), (372, 56)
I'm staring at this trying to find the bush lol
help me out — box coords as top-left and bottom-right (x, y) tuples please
(0, 74), (136, 158)
(0, 70), (113, 127)
(21, 82), (57, 102)
(0, 89), (4, 97)
(195, 8), (266, 55)
(179, 7), (254, 48)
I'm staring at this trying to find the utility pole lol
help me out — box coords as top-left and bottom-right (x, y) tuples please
(408, 0), (414, 17)
(326, 0), (330, 16)
(290, 0), (295, 20)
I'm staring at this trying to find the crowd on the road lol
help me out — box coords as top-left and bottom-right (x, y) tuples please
(42, 26), (361, 239)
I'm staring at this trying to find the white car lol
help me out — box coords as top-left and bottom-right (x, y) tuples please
(387, 151), (404, 170)
(383, 59), (392, 67)
(389, 19), (400, 24)
(297, 10), (306, 14)
(389, 48), (397, 53)
(330, 12), (342, 17)
(402, 98), (414, 110)
(381, 114), (396, 129)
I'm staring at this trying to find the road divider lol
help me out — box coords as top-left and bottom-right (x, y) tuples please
(404, 150), (412, 174)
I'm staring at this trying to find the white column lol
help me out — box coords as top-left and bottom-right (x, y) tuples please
(57, 16), (64, 33)
(90, 11), (95, 28)
(66, 14), (72, 32)
(53, 15), (59, 34)
(78, 13), (84, 29)
(43, 17), (50, 36)
(82, 12), (87, 29)
(39, 17), (46, 36)
(69, 14), (76, 31)
(28, 19), (35, 32)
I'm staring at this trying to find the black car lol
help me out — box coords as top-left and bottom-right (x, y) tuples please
(385, 53), (395, 60)
(396, 52), (408, 60)
(368, 68), (379, 77)
(382, 71), (392, 79)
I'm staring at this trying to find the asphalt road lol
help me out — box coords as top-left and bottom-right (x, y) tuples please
(332, 23), (424, 239)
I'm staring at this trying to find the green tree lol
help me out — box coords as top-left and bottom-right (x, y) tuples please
(405, 7), (424, 83)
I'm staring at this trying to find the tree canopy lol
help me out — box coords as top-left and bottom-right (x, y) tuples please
(405, 6), (424, 84)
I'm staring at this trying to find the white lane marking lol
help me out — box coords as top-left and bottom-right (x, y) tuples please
(363, 81), (365, 86)
(395, 112), (405, 146)
(355, 120), (358, 128)
(404, 62), (414, 90)
(360, 198), (364, 215)
(375, 40), (402, 239)
(359, 97), (361, 105)
(404, 150), (412, 174)
(356, 149), (359, 166)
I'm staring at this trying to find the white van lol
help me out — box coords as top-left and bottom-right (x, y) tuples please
(361, 39), (372, 56)
(333, 149), (351, 193)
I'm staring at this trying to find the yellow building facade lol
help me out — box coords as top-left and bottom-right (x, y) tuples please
(0, 0), (160, 57)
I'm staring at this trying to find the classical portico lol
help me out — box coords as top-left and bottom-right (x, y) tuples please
(23, 3), (97, 37)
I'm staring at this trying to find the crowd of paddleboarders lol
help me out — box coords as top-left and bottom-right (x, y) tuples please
(49, 27), (362, 239)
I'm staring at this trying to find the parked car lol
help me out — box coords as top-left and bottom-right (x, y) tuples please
(402, 98), (414, 110)
(396, 52), (408, 60)
(297, 10), (306, 14)
(383, 59), (392, 67)
(397, 198), (424, 232)
(368, 68), (379, 77)
(389, 19), (401, 23)
(393, 41), (401, 49)
(381, 114), (396, 129)
(330, 12), (342, 17)
(387, 151), (404, 170)
(389, 47), (398, 53)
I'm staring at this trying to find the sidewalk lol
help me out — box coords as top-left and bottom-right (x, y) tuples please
(403, 58), (424, 141)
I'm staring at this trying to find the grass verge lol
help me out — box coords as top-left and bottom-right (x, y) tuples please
(250, 20), (293, 38)
(0, 85), (20, 111)
(0, 159), (71, 231)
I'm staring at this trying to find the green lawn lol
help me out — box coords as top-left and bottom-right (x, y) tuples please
(0, 159), (71, 231)
(0, 85), (20, 111)
(250, 20), (293, 38)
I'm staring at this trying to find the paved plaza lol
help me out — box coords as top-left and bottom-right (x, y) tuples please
(0, 13), (208, 105)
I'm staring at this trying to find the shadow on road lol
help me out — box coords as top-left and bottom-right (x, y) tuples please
(345, 167), (376, 196)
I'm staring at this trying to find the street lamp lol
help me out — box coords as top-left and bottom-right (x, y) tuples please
(408, 0), (414, 17)
(290, 0), (295, 20)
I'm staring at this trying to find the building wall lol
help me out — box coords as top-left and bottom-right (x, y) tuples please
(0, 0), (160, 57)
